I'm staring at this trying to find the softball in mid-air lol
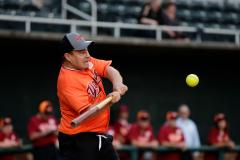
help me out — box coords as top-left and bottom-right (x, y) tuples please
(186, 74), (199, 87)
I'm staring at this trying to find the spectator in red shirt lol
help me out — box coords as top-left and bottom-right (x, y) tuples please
(27, 101), (59, 160)
(128, 110), (158, 160)
(105, 125), (121, 150)
(204, 113), (235, 160)
(114, 105), (132, 144)
(157, 111), (186, 160)
(0, 117), (22, 160)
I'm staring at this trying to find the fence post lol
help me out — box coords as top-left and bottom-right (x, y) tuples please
(131, 149), (138, 160)
(196, 32), (202, 43)
(156, 27), (162, 41)
(25, 19), (31, 33)
(70, 20), (76, 33)
(91, 21), (97, 36)
(218, 150), (224, 160)
(62, 0), (67, 19)
(235, 32), (239, 45)
(114, 23), (120, 38)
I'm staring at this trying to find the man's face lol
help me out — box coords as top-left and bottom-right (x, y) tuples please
(66, 48), (90, 70)
(179, 106), (190, 119)
(169, 119), (177, 128)
(119, 111), (129, 120)
(166, 5), (176, 19)
(151, 1), (161, 12)
(2, 124), (13, 135)
(138, 119), (150, 129)
(218, 119), (227, 130)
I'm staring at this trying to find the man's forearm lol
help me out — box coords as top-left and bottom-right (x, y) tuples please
(131, 140), (156, 148)
(0, 142), (11, 148)
(140, 18), (158, 25)
(161, 141), (180, 148)
(212, 142), (228, 147)
(29, 132), (44, 141)
(106, 66), (123, 87)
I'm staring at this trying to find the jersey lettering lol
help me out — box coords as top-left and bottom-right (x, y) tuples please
(93, 69), (101, 84)
(86, 80), (102, 100)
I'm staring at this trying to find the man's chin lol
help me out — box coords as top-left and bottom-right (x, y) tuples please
(83, 64), (89, 69)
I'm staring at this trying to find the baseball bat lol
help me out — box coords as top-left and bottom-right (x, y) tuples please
(71, 86), (128, 128)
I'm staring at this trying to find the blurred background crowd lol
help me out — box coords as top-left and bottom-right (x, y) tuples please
(1, 101), (240, 160)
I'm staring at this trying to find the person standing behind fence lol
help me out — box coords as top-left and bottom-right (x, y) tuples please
(204, 113), (235, 160)
(128, 110), (158, 160)
(113, 105), (131, 144)
(139, 0), (163, 38)
(176, 104), (201, 160)
(114, 105), (132, 160)
(157, 111), (186, 160)
(27, 101), (59, 160)
(0, 117), (22, 160)
(105, 125), (121, 150)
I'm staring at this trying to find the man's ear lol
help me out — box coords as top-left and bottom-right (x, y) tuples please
(64, 53), (71, 62)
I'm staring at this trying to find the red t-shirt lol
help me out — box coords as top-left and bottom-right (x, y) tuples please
(128, 123), (156, 143)
(204, 127), (230, 160)
(105, 125), (118, 140)
(113, 119), (131, 144)
(157, 125), (184, 160)
(0, 131), (19, 160)
(27, 115), (58, 147)
(127, 123), (156, 160)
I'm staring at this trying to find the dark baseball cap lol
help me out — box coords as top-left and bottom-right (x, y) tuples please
(59, 33), (94, 56)
(166, 111), (178, 120)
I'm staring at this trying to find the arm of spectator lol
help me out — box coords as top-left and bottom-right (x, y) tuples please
(29, 132), (45, 141)
(112, 139), (121, 150)
(29, 126), (58, 140)
(140, 18), (158, 25)
(162, 25), (176, 38)
(131, 140), (158, 148)
(117, 134), (126, 144)
(0, 140), (20, 148)
(211, 141), (230, 148)
(139, 4), (158, 25)
(227, 141), (235, 149)
(161, 141), (187, 151)
(52, 130), (59, 137)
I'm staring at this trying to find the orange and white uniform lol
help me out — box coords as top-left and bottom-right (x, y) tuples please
(57, 57), (112, 135)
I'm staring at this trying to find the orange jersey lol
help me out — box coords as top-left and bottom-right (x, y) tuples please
(57, 57), (112, 135)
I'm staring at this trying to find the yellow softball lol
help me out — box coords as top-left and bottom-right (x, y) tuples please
(186, 74), (199, 87)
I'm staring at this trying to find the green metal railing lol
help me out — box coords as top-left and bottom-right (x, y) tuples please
(0, 145), (240, 160)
